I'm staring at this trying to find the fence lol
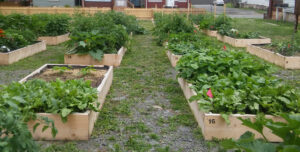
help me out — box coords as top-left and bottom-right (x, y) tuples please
(0, 7), (111, 15)
(124, 8), (206, 19)
(0, 7), (206, 19)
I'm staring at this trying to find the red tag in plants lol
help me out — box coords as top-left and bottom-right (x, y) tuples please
(223, 45), (227, 51)
(0, 29), (4, 37)
(207, 88), (213, 98)
(288, 43), (291, 48)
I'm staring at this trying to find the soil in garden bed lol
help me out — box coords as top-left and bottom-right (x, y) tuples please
(30, 67), (107, 88)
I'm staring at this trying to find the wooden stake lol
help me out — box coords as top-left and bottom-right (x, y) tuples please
(214, 4), (216, 19)
(295, 14), (299, 33)
(224, 3), (226, 16)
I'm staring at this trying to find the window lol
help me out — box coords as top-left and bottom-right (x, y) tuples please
(148, 0), (162, 2)
(85, 0), (112, 2)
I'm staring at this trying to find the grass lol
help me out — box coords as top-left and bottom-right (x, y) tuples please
(0, 43), (67, 71)
(232, 18), (300, 42)
(230, 18), (300, 88)
(225, 3), (267, 14)
(0, 43), (67, 85)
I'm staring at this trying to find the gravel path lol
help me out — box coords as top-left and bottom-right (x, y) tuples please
(72, 21), (209, 152)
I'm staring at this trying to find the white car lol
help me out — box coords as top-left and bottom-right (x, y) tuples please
(213, 0), (224, 6)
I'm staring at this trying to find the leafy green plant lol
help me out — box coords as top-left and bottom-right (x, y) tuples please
(221, 114), (300, 152)
(42, 14), (71, 36)
(198, 14), (231, 31)
(53, 66), (71, 74)
(0, 29), (36, 52)
(0, 109), (39, 152)
(153, 13), (195, 45)
(67, 25), (128, 61)
(217, 24), (260, 39)
(79, 66), (96, 76)
(96, 11), (145, 34)
(265, 40), (300, 56)
(0, 79), (99, 122)
(176, 49), (300, 122)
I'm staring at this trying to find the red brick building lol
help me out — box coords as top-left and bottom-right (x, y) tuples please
(83, 0), (114, 7)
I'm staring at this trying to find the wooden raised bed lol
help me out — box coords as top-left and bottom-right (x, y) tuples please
(177, 78), (283, 142)
(19, 64), (113, 140)
(166, 50), (182, 67)
(38, 33), (70, 45)
(217, 35), (271, 47)
(247, 44), (300, 69)
(64, 47), (126, 67)
(201, 29), (219, 37)
(0, 41), (46, 65)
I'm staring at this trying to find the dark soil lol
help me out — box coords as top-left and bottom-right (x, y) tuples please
(31, 68), (107, 88)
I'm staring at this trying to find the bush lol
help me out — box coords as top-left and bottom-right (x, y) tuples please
(0, 29), (36, 52)
(153, 13), (195, 45)
(67, 25), (128, 61)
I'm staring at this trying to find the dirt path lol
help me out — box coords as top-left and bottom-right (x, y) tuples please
(59, 21), (208, 152)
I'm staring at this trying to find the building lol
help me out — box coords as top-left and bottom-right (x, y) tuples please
(146, 0), (190, 8)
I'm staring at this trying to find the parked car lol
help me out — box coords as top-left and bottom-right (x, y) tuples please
(213, 0), (224, 6)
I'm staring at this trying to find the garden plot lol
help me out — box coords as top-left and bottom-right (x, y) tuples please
(166, 50), (181, 67)
(0, 41), (46, 65)
(201, 29), (219, 37)
(177, 78), (283, 142)
(247, 44), (300, 69)
(19, 64), (113, 140)
(38, 33), (70, 45)
(64, 47), (127, 67)
(217, 35), (271, 47)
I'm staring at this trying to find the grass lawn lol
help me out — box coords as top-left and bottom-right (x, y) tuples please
(226, 3), (266, 14)
(231, 18), (300, 88)
(232, 18), (300, 42)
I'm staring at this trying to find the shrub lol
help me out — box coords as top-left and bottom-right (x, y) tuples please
(67, 25), (128, 61)
(153, 13), (195, 45)
(0, 29), (36, 52)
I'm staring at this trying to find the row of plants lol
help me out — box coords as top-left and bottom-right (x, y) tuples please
(0, 13), (71, 53)
(191, 14), (261, 39)
(65, 11), (145, 61)
(0, 11), (145, 57)
(190, 14), (300, 56)
(0, 11), (145, 150)
(167, 33), (300, 121)
(155, 14), (300, 150)
(0, 79), (99, 151)
(152, 13), (195, 45)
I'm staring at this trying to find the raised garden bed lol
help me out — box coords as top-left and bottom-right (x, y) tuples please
(201, 29), (219, 38)
(247, 44), (300, 69)
(217, 35), (271, 47)
(177, 77), (283, 142)
(19, 64), (113, 140)
(166, 50), (182, 67)
(0, 41), (46, 65)
(64, 47), (126, 67)
(38, 33), (70, 45)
